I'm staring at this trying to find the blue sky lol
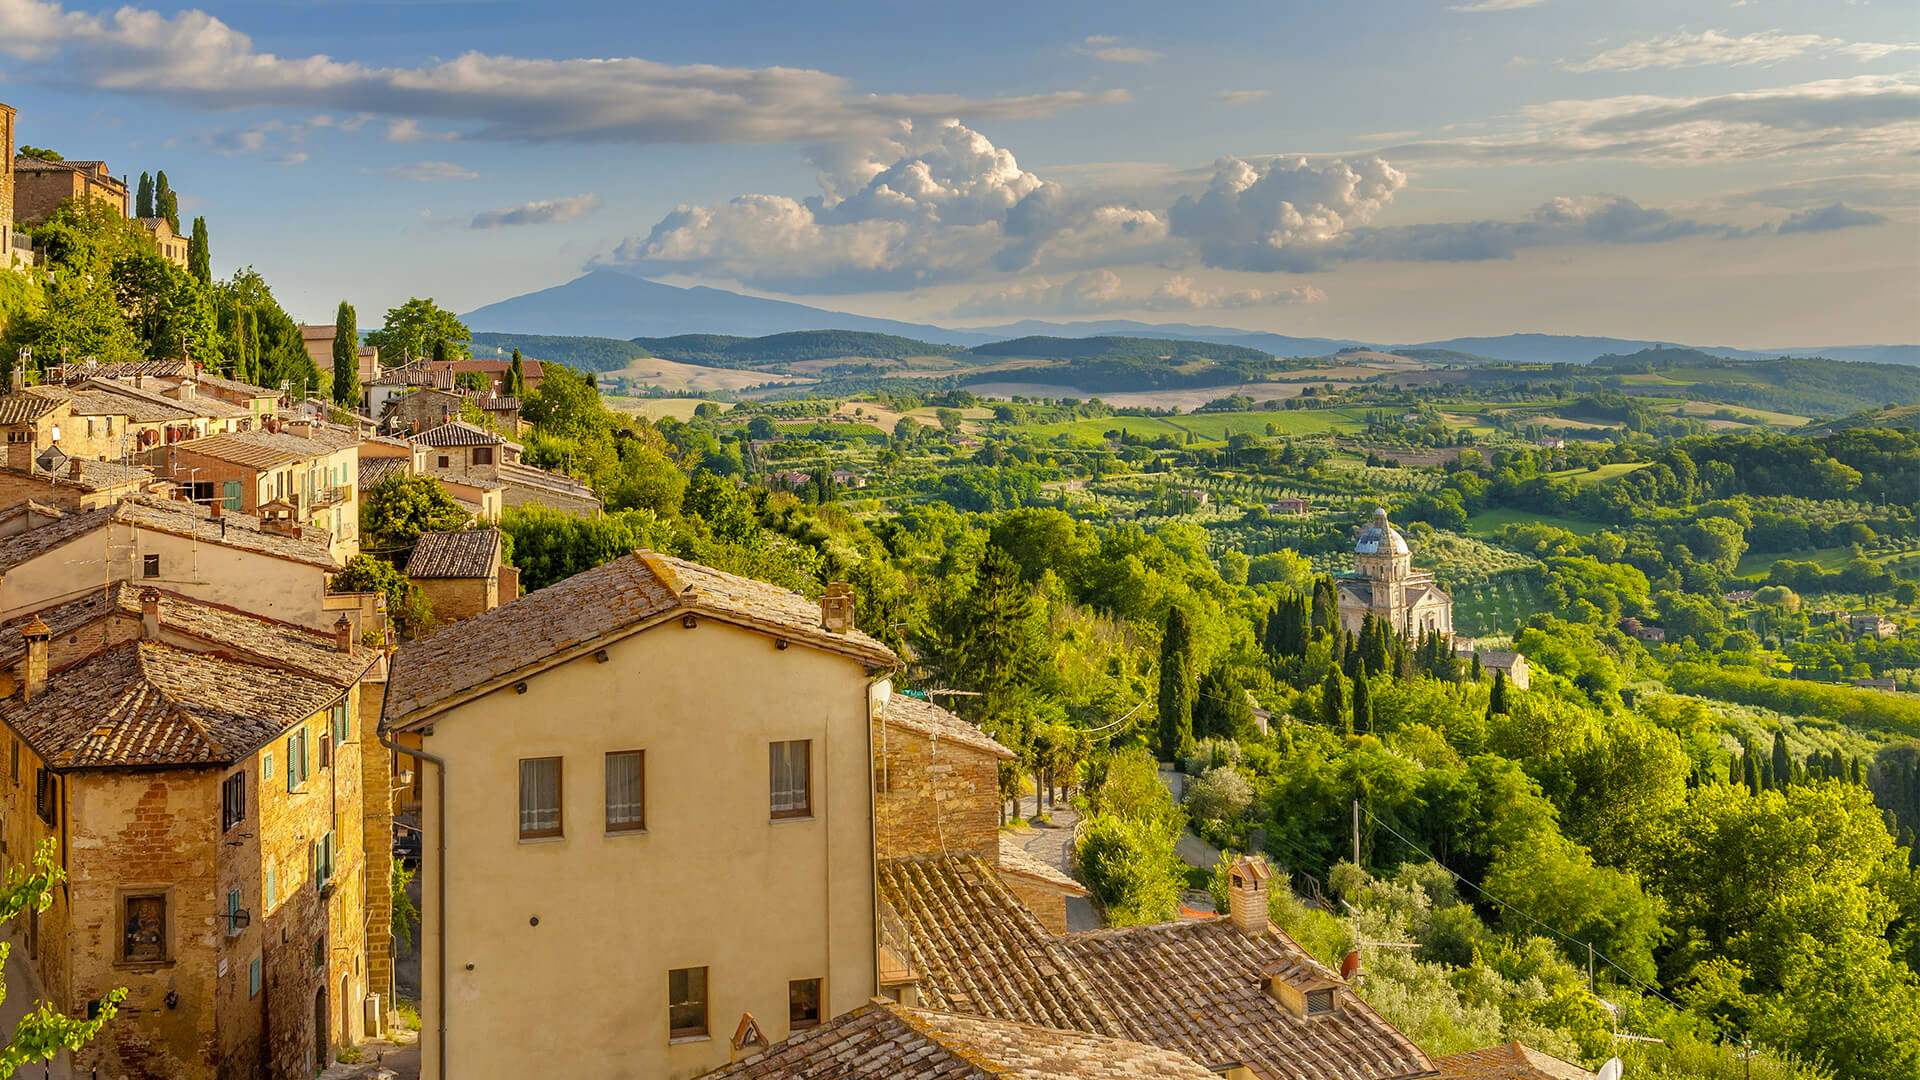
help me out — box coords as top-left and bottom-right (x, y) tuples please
(3, 0), (1915, 345)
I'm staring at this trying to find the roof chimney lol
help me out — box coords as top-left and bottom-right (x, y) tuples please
(209, 498), (221, 519)
(20, 616), (51, 702)
(9, 368), (22, 392)
(821, 581), (855, 634)
(334, 614), (355, 655)
(139, 587), (161, 640)
(67, 458), (82, 480)
(1226, 854), (1272, 936)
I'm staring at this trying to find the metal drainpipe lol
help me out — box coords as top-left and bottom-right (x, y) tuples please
(864, 670), (896, 998)
(377, 727), (445, 1079)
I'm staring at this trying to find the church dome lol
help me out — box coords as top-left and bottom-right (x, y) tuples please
(1354, 508), (1409, 556)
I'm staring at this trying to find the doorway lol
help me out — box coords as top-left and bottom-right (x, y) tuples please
(313, 986), (328, 1072)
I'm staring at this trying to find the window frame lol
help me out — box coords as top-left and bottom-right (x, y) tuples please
(34, 768), (57, 827)
(221, 771), (245, 833)
(141, 553), (160, 578)
(604, 750), (645, 834)
(9, 737), (18, 785)
(226, 888), (243, 938)
(249, 957), (262, 998)
(788, 977), (822, 1030)
(668, 966), (709, 1040)
(1305, 987), (1336, 1017)
(331, 702), (351, 744)
(517, 757), (563, 840)
(768, 740), (812, 820)
(120, 891), (169, 965)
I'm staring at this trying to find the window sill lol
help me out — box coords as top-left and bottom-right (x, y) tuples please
(668, 1034), (711, 1045)
(518, 834), (565, 845)
(770, 814), (815, 824)
(604, 827), (648, 837)
(114, 959), (175, 972)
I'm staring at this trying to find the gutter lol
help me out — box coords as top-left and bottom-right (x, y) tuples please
(865, 669), (896, 999)
(376, 725), (445, 1080)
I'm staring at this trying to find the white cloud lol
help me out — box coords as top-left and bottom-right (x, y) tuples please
(363, 161), (480, 182)
(385, 118), (456, 143)
(1071, 35), (1161, 63)
(1775, 201), (1887, 233)
(0, 0), (1126, 144)
(952, 271), (1325, 316)
(1563, 29), (1917, 73)
(1450, 0), (1548, 12)
(270, 151), (308, 167)
(470, 193), (602, 229)
(1166, 156), (1408, 270)
(1215, 89), (1269, 105)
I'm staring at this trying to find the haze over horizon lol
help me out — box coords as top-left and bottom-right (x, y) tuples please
(3, 0), (1915, 347)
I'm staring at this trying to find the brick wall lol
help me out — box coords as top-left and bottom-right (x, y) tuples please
(1002, 879), (1069, 935)
(414, 576), (496, 622)
(872, 718), (1002, 864)
(359, 667), (396, 1016)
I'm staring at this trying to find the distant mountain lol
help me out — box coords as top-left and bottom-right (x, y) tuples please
(633, 331), (963, 368)
(464, 271), (1918, 368)
(965, 335), (1274, 364)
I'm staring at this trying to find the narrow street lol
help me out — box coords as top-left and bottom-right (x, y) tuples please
(1004, 792), (1103, 932)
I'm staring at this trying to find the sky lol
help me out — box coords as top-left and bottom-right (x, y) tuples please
(2, 0), (1916, 347)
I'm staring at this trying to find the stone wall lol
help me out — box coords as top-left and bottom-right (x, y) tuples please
(359, 668), (396, 1017)
(1, 103), (14, 258)
(1002, 878), (1069, 935)
(872, 717), (1001, 865)
(414, 575), (496, 623)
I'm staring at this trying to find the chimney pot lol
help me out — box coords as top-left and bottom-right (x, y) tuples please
(1226, 854), (1273, 936)
(67, 458), (81, 479)
(334, 614), (354, 655)
(140, 587), (161, 639)
(209, 499), (221, 518)
(20, 616), (51, 702)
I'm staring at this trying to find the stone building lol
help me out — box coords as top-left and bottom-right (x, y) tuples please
(413, 419), (601, 517)
(1436, 1041), (1595, 1080)
(381, 551), (898, 1080)
(0, 584), (384, 1079)
(136, 216), (189, 267)
(12, 155), (128, 224)
(1335, 508), (1453, 638)
(147, 425), (361, 561)
(404, 528), (514, 621)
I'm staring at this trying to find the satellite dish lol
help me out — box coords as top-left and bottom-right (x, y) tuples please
(1597, 1057), (1624, 1080)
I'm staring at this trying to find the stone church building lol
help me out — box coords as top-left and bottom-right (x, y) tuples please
(1335, 508), (1453, 638)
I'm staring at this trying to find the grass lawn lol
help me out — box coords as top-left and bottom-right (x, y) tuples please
(1546, 461), (1653, 487)
(1466, 508), (1605, 537)
(1735, 545), (1859, 577)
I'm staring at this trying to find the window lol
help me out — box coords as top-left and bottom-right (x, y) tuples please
(263, 751), (274, 781)
(286, 728), (310, 791)
(605, 751), (644, 832)
(318, 730), (332, 770)
(473, 446), (493, 466)
(788, 978), (821, 1030)
(331, 703), (351, 744)
(437, 455), (450, 469)
(312, 937), (324, 972)
(264, 861), (277, 911)
(226, 889), (243, 937)
(668, 967), (708, 1039)
(249, 958), (262, 998)
(9, 737), (18, 785)
(313, 832), (335, 891)
(34, 769), (56, 826)
(142, 554), (160, 578)
(1305, 988), (1335, 1017)
(221, 480), (242, 512)
(518, 757), (562, 839)
(222, 771), (245, 832)
(122, 894), (167, 963)
(769, 740), (811, 819)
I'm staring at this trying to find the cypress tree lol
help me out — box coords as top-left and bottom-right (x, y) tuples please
(1157, 606), (1196, 763)
(1771, 731), (1792, 792)
(1488, 669), (1509, 716)
(135, 172), (154, 219)
(1352, 672), (1372, 735)
(508, 349), (526, 397)
(187, 217), (210, 285)
(1743, 742), (1762, 796)
(332, 301), (359, 406)
(155, 170), (179, 232)
(1319, 667), (1347, 732)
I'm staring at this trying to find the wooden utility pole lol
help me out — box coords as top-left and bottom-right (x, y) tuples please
(1351, 799), (1360, 868)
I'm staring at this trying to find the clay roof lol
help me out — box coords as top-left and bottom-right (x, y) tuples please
(883, 696), (1014, 760)
(383, 550), (896, 724)
(1435, 1043), (1592, 1080)
(298, 324), (336, 342)
(415, 419), (516, 448)
(369, 365), (453, 389)
(70, 379), (207, 422)
(1061, 919), (1434, 1080)
(191, 372), (278, 399)
(0, 497), (337, 572)
(0, 393), (69, 425)
(360, 457), (411, 490)
(431, 357), (543, 378)
(996, 836), (1089, 896)
(495, 461), (596, 501)
(406, 529), (500, 579)
(707, 1000), (1218, 1080)
(172, 429), (352, 469)
(878, 856), (1118, 1036)
(0, 457), (155, 493)
(43, 360), (190, 385)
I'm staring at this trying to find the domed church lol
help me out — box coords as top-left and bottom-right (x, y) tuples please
(1334, 508), (1454, 638)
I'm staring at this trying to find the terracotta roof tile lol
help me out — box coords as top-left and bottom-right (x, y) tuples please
(382, 550), (895, 724)
(884, 696), (1014, 760)
(360, 457), (411, 490)
(878, 855), (1118, 1036)
(709, 1001), (1218, 1080)
(414, 420), (511, 448)
(0, 457), (155, 493)
(43, 360), (191, 385)
(494, 462), (597, 502)
(1435, 1043), (1592, 1080)
(406, 529), (501, 579)
(0, 393), (67, 425)
(190, 372), (278, 398)
(0, 497), (337, 573)
(1062, 919), (1435, 1080)
(171, 429), (353, 469)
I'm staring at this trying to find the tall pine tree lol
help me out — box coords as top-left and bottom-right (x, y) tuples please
(507, 349), (527, 397)
(332, 301), (359, 406)
(1157, 606), (1196, 762)
(154, 171), (179, 232)
(1351, 672), (1372, 736)
(1487, 669), (1509, 716)
(1319, 667), (1347, 732)
(187, 217), (210, 286)
(135, 173), (154, 219)
(1770, 731), (1792, 792)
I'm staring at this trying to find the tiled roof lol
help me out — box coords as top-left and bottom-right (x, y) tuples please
(1435, 1043), (1591, 1080)
(0, 393), (67, 425)
(71, 379), (205, 422)
(1, 639), (348, 769)
(43, 360), (190, 385)
(707, 1001), (1218, 1080)
(997, 836), (1089, 896)
(884, 696), (1014, 760)
(172, 429), (352, 469)
(298, 324), (336, 342)
(383, 550), (896, 724)
(878, 855), (1117, 1036)
(406, 529), (500, 579)
(0, 497), (337, 573)
(415, 419), (513, 448)
(1062, 919), (1435, 1080)
(360, 457), (411, 490)
(191, 372), (279, 399)
(368, 365), (453, 389)
(0, 457), (156, 493)
(431, 357), (543, 378)
(496, 461), (596, 500)
(474, 396), (520, 411)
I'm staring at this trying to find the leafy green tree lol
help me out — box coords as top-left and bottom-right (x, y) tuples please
(332, 301), (359, 406)
(1353, 671), (1373, 735)
(109, 248), (217, 363)
(1158, 605), (1196, 761)
(329, 553), (433, 632)
(187, 216), (210, 285)
(360, 474), (467, 559)
(1487, 669), (1509, 716)
(366, 297), (470, 363)
(454, 370), (490, 392)
(1076, 813), (1185, 926)
(0, 840), (127, 1072)
(17, 145), (61, 161)
(1184, 765), (1253, 824)
(1320, 666), (1347, 731)
(522, 365), (609, 441)
(135, 172), (154, 219)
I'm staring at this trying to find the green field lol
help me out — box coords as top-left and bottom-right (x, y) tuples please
(1734, 545), (1862, 577)
(1019, 408), (1366, 443)
(1465, 508), (1605, 538)
(1546, 461), (1653, 487)
(605, 397), (737, 421)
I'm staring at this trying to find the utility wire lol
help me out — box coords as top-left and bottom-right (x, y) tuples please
(1359, 805), (1686, 1012)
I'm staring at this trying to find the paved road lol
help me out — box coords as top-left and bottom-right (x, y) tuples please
(1004, 793), (1103, 932)
(1158, 765), (1225, 913)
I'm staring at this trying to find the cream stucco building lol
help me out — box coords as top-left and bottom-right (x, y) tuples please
(1335, 508), (1453, 638)
(380, 554), (896, 1080)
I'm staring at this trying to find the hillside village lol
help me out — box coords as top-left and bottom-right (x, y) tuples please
(1, 97), (1919, 1080)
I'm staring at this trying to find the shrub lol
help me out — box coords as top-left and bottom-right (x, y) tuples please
(1076, 812), (1184, 926)
(1184, 765), (1254, 825)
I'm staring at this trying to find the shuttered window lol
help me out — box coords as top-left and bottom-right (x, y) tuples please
(604, 752), (644, 832)
(518, 757), (562, 839)
(769, 740), (811, 819)
(222, 771), (245, 832)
